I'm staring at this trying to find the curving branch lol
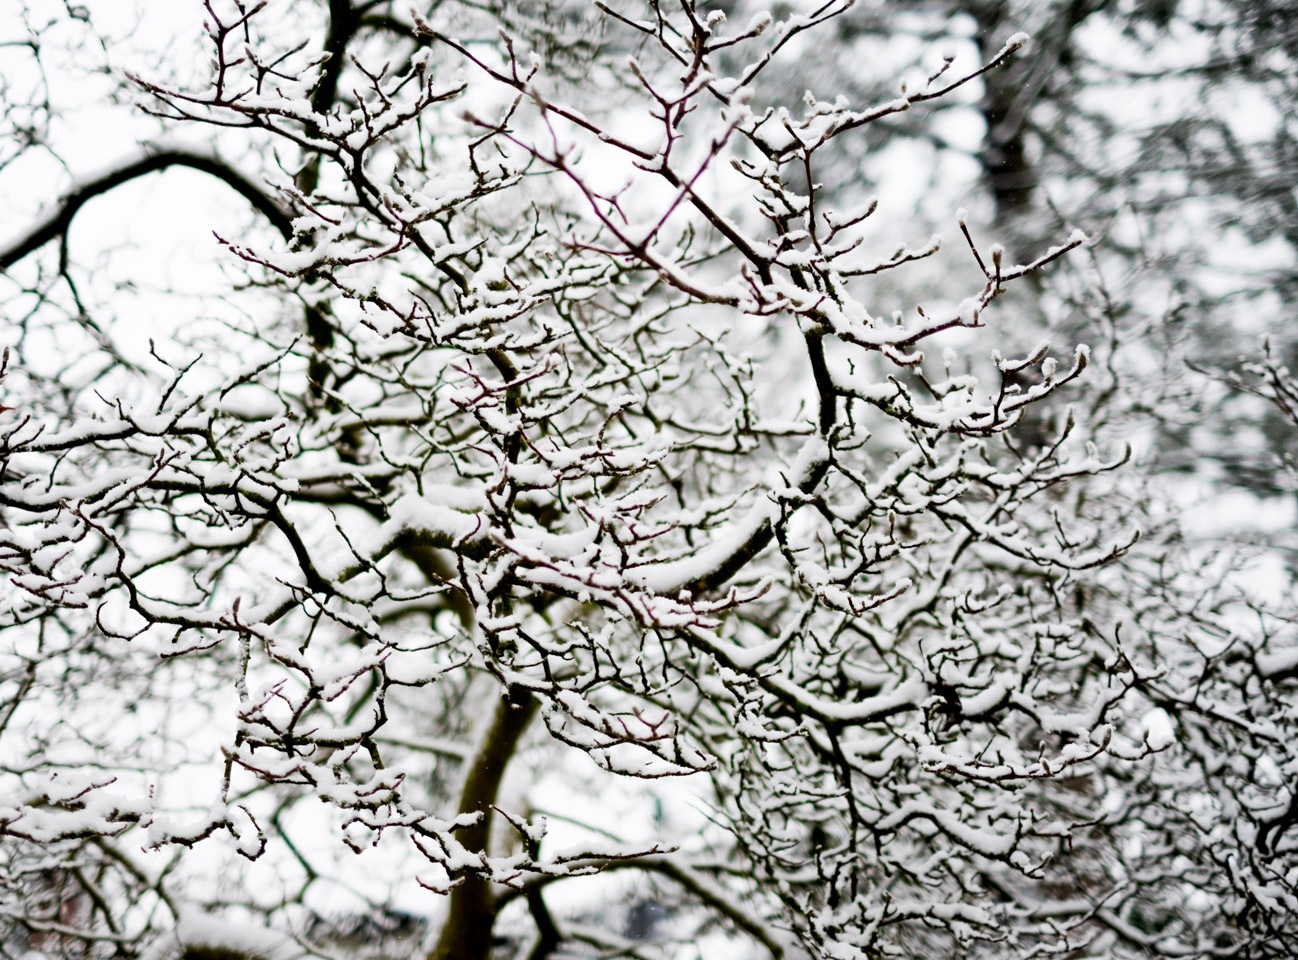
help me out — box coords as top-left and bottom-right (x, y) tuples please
(498, 854), (786, 960)
(0, 147), (292, 271)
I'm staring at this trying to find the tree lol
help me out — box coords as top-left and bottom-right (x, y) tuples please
(2, 2), (1294, 959)
(718, 0), (1298, 499)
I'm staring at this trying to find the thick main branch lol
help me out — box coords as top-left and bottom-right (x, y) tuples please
(429, 688), (537, 960)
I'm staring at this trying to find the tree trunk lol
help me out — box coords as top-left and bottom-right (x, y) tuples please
(429, 688), (538, 960)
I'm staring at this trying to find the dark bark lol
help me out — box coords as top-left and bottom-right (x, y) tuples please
(428, 689), (538, 960)
(971, 2), (1037, 220)
(296, 0), (358, 198)
(0, 149), (291, 271)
